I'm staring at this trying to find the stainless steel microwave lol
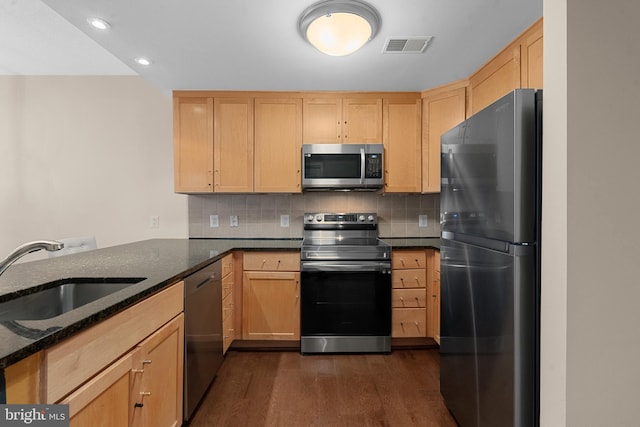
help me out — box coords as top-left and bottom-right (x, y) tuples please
(301, 143), (384, 191)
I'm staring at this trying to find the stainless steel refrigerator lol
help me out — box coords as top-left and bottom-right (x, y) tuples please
(439, 89), (541, 427)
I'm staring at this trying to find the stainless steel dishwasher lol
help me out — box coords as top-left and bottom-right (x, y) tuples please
(184, 260), (223, 421)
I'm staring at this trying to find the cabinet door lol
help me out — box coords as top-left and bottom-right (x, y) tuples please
(173, 97), (213, 193)
(131, 314), (184, 427)
(433, 251), (441, 344)
(342, 98), (382, 143)
(254, 98), (302, 193)
(303, 98), (342, 143)
(521, 18), (543, 89)
(62, 352), (133, 427)
(426, 249), (441, 341)
(383, 98), (422, 192)
(469, 45), (521, 114)
(422, 85), (466, 193)
(242, 271), (300, 340)
(214, 97), (254, 192)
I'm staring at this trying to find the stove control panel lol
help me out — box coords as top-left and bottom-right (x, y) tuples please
(304, 212), (377, 225)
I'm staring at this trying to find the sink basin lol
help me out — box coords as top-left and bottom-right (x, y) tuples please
(0, 277), (146, 321)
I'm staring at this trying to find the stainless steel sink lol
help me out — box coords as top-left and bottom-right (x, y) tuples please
(0, 277), (146, 321)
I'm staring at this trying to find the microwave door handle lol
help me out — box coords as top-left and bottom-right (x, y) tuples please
(360, 148), (365, 184)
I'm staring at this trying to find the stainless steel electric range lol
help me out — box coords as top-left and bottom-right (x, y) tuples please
(300, 212), (392, 354)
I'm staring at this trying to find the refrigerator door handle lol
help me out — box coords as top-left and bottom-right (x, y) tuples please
(442, 231), (535, 256)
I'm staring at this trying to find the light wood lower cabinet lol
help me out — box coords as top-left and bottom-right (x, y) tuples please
(62, 314), (184, 427)
(242, 252), (300, 340)
(391, 250), (427, 338)
(5, 282), (185, 427)
(222, 253), (235, 353)
(427, 250), (441, 343)
(63, 352), (134, 427)
(130, 315), (184, 427)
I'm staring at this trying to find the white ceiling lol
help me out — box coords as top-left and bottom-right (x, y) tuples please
(2, 0), (542, 93)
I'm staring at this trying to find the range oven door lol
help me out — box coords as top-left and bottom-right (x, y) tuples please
(300, 260), (392, 353)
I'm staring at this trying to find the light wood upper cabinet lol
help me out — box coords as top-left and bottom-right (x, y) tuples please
(254, 98), (302, 193)
(469, 44), (521, 114)
(469, 17), (543, 114)
(421, 83), (467, 193)
(303, 97), (382, 144)
(213, 97), (254, 192)
(383, 97), (422, 193)
(302, 98), (342, 143)
(521, 18), (544, 90)
(173, 97), (213, 193)
(342, 98), (383, 143)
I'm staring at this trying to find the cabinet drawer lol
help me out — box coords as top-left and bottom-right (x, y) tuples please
(243, 252), (300, 271)
(44, 282), (184, 403)
(392, 250), (426, 269)
(392, 289), (426, 308)
(392, 268), (426, 288)
(392, 308), (427, 337)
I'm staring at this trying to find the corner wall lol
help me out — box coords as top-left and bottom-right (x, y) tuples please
(0, 76), (188, 259)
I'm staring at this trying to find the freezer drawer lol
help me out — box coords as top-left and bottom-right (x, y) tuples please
(439, 238), (538, 427)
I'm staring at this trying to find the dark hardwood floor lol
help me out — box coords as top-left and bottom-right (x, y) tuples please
(188, 349), (458, 427)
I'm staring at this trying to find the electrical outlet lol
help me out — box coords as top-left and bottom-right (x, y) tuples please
(280, 215), (290, 227)
(418, 214), (428, 228)
(230, 215), (239, 227)
(150, 216), (160, 229)
(209, 215), (219, 228)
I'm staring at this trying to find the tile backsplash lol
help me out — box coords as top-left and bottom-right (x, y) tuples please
(188, 193), (440, 239)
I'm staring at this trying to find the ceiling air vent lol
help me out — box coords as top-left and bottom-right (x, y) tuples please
(382, 36), (432, 54)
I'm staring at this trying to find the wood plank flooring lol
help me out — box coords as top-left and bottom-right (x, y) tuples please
(188, 349), (458, 427)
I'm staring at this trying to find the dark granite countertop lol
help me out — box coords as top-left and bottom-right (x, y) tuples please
(0, 236), (438, 369)
(381, 237), (440, 250)
(0, 238), (301, 368)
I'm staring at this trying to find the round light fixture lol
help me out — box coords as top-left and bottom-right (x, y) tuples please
(298, 0), (381, 57)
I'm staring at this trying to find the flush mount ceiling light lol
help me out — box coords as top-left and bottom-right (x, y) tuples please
(298, 0), (381, 57)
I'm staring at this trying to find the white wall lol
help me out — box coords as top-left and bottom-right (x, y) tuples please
(0, 76), (187, 259)
(542, 1), (640, 425)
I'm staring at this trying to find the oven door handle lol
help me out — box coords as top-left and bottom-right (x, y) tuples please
(301, 261), (391, 273)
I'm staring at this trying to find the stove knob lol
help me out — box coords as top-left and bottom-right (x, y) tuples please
(315, 215), (323, 222)
(307, 214), (315, 222)
(358, 215), (365, 222)
(368, 215), (375, 222)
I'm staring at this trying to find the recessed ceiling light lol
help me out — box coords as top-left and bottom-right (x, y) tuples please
(87, 18), (111, 30)
(135, 57), (152, 66)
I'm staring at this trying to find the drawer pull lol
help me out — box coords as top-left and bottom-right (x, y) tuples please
(132, 368), (144, 374)
(140, 391), (151, 397)
(134, 402), (144, 408)
(142, 359), (152, 365)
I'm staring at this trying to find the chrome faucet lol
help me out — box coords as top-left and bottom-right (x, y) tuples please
(0, 240), (64, 277)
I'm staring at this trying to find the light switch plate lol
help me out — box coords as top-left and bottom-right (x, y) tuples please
(209, 215), (219, 228)
(230, 215), (239, 227)
(150, 216), (160, 229)
(418, 214), (428, 227)
(280, 215), (290, 227)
